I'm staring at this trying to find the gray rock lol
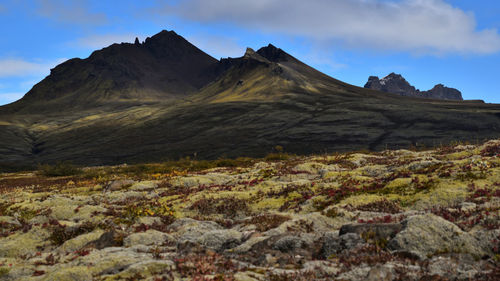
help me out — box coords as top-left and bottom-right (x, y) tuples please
(272, 235), (307, 253)
(388, 214), (487, 259)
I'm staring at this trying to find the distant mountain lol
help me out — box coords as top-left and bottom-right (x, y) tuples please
(0, 30), (499, 169)
(364, 73), (463, 101)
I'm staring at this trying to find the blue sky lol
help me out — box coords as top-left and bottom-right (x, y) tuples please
(0, 0), (499, 105)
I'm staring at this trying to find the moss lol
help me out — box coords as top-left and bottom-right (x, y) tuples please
(445, 151), (473, 161)
(252, 197), (287, 211)
(381, 178), (412, 195)
(339, 194), (387, 207)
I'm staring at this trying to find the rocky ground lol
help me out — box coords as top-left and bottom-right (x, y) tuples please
(1, 141), (499, 280)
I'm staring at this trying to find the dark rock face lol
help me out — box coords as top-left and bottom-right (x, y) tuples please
(364, 73), (463, 101)
(422, 84), (463, 100)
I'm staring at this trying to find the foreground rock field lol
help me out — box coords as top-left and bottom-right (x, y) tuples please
(1, 141), (500, 280)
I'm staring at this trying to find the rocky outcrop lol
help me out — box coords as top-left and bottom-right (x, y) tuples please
(365, 73), (463, 101)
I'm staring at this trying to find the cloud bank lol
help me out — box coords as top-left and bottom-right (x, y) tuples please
(168, 0), (500, 55)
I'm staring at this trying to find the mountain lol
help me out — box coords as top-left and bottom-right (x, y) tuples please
(364, 73), (463, 101)
(4, 30), (221, 113)
(0, 30), (499, 169)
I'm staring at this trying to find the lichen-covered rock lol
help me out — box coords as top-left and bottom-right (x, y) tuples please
(58, 229), (105, 253)
(41, 266), (92, 281)
(196, 229), (243, 252)
(168, 218), (223, 242)
(388, 214), (487, 259)
(124, 229), (174, 247)
(0, 226), (51, 257)
(264, 212), (340, 236)
(72, 247), (152, 276)
(136, 216), (162, 226)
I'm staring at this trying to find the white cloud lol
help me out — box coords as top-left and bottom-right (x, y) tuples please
(36, 0), (107, 25)
(0, 58), (66, 78)
(72, 34), (140, 49)
(167, 0), (500, 55)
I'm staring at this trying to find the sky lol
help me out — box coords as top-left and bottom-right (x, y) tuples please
(0, 0), (499, 105)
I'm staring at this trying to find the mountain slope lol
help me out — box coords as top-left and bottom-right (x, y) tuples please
(0, 31), (499, 169)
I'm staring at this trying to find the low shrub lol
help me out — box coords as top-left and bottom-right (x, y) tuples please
(37, 162), (82, 177)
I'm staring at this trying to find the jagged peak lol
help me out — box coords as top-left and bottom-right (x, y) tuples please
(382, 72), (404, 80)
(242, 47), (270, 63)
(257, 44), (290, 62)
(244, 47), (256, 57)
(142, 30), (189, 48)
